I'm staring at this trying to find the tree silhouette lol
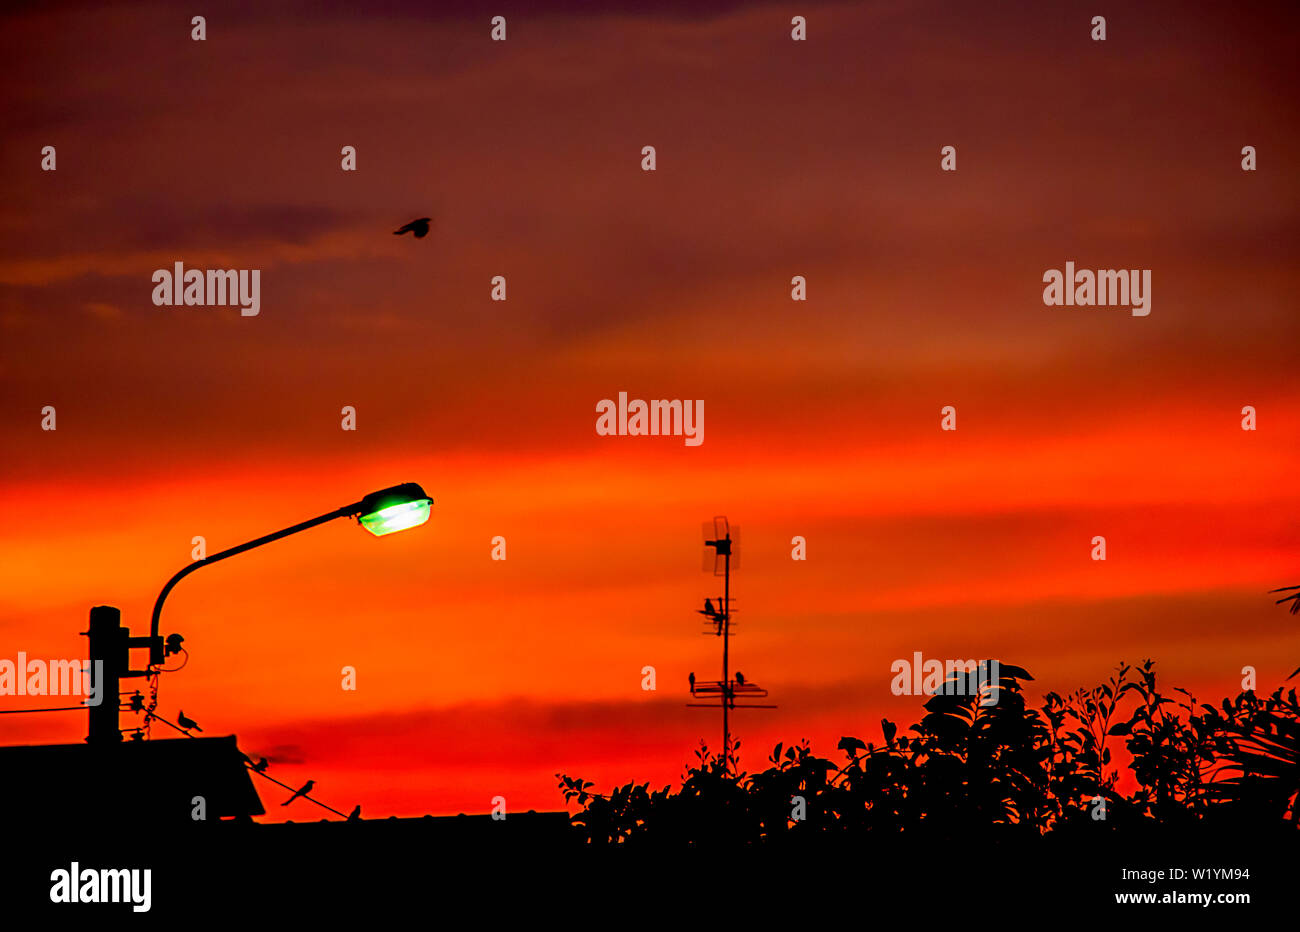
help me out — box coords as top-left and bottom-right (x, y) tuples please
(558, 660), (1300, 847)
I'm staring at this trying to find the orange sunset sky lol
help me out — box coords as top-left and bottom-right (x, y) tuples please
(1, 0), (1298, 819)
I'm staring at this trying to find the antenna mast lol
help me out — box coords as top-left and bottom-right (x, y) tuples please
(687, 517), (775, 771)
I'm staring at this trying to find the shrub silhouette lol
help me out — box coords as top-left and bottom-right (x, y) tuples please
(557, 660), (1300, 847)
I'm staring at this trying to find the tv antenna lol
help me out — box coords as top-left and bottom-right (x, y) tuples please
(687, 516), (775, 771)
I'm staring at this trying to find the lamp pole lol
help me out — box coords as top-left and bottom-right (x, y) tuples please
(148, 506), (350, 665)
(147, 483), (431, 665)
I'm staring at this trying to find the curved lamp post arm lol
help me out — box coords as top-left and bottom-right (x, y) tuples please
(147, 502), (362, 665)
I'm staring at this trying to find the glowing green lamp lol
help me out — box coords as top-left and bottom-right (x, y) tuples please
(357, 483), (433, 536)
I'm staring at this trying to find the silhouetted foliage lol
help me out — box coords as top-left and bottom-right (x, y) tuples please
(558, 661), (1300, 847)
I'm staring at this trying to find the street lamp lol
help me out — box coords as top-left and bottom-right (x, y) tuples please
(147, 482), (432, 665)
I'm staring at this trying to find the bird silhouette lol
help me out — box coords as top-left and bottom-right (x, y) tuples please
(735, 672), (745, 686)
(281, 780), (314, 806)
(688, 672), (695, 691)
(251, 757), (269, 773)
(347, 805), (361, 821)
(177, 710), (202, 732)
(704, 598), (715, 615)
(393, 217), (432, 238)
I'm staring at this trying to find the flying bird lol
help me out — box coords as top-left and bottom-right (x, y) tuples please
(177, 710), (202, 732)
(347, 805), (361, 821)
(281, 780), (315, 806)
(393, 217), (432, 238)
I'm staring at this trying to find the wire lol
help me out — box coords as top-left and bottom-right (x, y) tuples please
(8, 651), (355, 820)
(157, 648), (189, 673)
(243, 764), (352, 819)
(135, 640), (351, 820)
(141, 669), (161, 739)
(141, 647), (188, 736)
(143, 710), (193, 737)
(136, 712), (353, 819)
(0, 681), (167, 716)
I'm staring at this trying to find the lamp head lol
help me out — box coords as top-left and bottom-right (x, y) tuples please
(356, 482), (433, 536)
